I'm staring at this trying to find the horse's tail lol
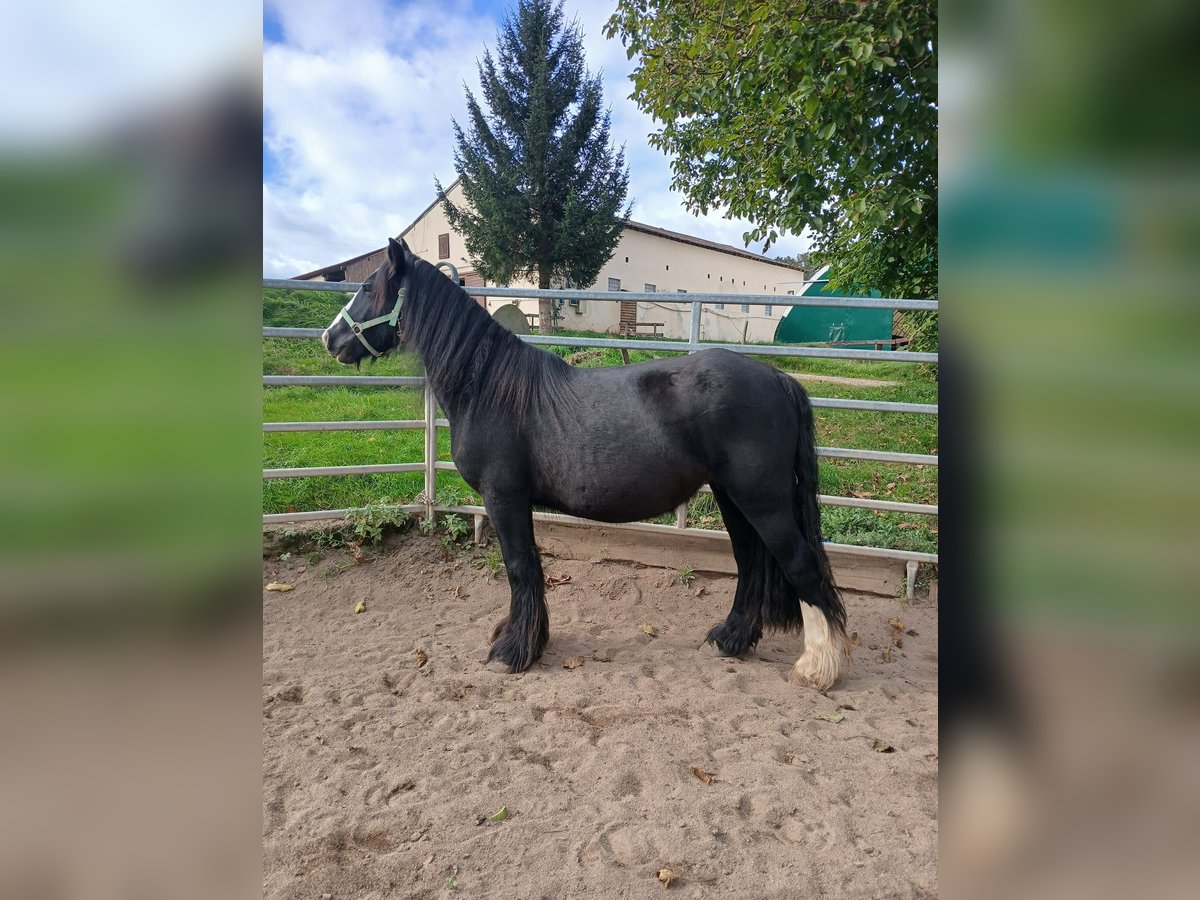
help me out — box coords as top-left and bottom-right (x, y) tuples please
(759, 374), (847, 640)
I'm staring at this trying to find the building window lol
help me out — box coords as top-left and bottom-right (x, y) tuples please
(644, 282), (656, 293)
(625, 256), (629, 263)
(608, 277), (621, 291)
(739, 303), (750, 313)
(438, 233), (450, 259)
(666, 264), (670, 271)
(677, 288), (687, 293)
(715, 302), (724, 310)
(764, 305), (773, 316)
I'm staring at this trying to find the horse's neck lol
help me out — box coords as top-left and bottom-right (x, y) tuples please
(411, 268), (514, 416)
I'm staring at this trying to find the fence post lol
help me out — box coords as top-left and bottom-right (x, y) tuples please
(686, 300), (700, 525)
(688, 299), (702, 353)
(423, 380), (437, 524)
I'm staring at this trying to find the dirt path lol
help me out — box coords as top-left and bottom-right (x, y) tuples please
(790, 373), (903, 388)
(263, 535), (938, 899)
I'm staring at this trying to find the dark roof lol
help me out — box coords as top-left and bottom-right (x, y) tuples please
(293, 176), (803, 278)
(621, 220), (802, 271)
(292, 245), (384, 281)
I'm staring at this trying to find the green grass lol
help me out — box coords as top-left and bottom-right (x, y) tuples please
(263, 290), (938, 552)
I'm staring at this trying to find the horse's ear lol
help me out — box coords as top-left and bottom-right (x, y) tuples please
(387, 237), (409, 270)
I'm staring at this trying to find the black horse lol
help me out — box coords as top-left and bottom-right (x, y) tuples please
(323, 238), (849, 690)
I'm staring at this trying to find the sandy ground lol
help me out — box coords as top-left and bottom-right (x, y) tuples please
(263, 533), (938, 899)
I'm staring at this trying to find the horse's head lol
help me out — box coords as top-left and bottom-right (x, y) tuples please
(322, 237), (411, 365)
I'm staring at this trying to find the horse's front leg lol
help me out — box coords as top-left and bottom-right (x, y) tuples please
(483, 494), (548, 672)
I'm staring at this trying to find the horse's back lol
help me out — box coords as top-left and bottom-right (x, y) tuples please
(533, 349), (798, 507)
(608, 347), (791, 423)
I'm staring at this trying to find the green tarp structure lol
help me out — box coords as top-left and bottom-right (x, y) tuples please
(772, 265), (893, 348)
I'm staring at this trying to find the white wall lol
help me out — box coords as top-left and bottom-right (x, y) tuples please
(405, 184), (807, 341)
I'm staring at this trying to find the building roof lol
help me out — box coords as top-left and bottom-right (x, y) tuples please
(293, 176), (804, 278)
(292, 245), (385, 281)
(620, 220), (802, 272)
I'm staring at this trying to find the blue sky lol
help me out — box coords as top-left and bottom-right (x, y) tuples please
(262, 0), (809, 277)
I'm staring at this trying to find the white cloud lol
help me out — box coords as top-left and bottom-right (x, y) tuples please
(263, 0), (809, 277)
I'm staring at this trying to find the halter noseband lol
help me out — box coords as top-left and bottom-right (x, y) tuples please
(337, 284), (405, 358)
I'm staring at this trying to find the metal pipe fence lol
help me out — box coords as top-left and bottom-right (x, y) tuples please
(263, 279), (938, 564)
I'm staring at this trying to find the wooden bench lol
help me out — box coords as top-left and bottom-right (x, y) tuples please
(619, 321), (665, 337)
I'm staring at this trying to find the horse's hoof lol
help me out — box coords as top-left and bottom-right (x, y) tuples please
(698, 641), (725, 658)
(704, 621), (760, 658)
(483, 656), (511, 673)
(789, 650), (840, 692)
(486, 635), (539, 673)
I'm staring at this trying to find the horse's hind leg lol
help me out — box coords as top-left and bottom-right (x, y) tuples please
(703, 487), (764, 656)
(482, 494), (549, 672)
(724, 490), (847, 691)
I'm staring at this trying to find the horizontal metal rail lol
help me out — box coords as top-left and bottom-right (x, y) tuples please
(263, 278), (938, 312)
(264, 327), (325, 338)
(264, 278), (359, 292)
(522, 333), (936, 364)
(693, 482), (937, 516)
(264, 420), (425, 432)
(263, 375), (426, 387)
(816, 447), (938, 466)
(262, 463), (425, 479)
(810, 397), (938, 415)
(820, 495), (938, 515)
(264, 327), (327, 338)
(263, 325), (935, 365)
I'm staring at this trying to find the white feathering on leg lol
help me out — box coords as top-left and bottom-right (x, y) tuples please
(790, 601), (844, 691)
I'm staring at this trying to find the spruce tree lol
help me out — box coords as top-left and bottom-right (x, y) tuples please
(437, 0), (631, 333)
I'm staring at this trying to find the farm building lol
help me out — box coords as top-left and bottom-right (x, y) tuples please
(293, 179), (810, 342)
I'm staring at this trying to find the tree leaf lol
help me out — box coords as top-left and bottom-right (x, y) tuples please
(488, 805), (509, 822)
(692, 767), (716, 784)
(607, 0), (937, 299)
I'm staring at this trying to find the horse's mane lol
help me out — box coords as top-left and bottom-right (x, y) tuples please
(398, 257), (576, 417)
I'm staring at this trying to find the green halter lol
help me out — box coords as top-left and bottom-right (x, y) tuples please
(337, 284), (404, 358)
(335, 261), (455, 357)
